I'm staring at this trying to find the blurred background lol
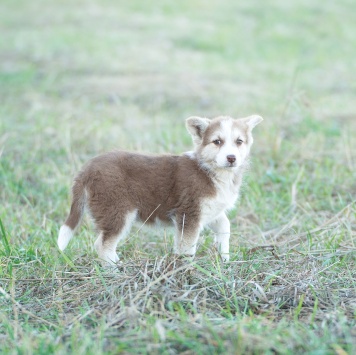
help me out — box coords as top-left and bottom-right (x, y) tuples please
(1, 2), (355, 351)
(1, 0), (355, 243)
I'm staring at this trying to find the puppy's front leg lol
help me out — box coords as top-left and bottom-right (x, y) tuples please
(209, 212), (230, 261)
(174, 214), (200, 257)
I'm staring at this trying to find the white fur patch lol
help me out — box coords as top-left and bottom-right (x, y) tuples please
(183, 151), (196, 159)
(200, 178), (240, 225)
(58, 225), (74, 251)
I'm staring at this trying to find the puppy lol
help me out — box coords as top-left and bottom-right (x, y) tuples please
(58, 115), (263, 264)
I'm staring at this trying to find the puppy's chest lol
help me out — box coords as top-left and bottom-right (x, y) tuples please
(200, 182), (239, 223)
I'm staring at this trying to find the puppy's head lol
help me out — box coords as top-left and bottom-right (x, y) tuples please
(186, 115), (263, 171)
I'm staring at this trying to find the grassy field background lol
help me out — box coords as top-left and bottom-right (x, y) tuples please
(1, 0), (355, 353)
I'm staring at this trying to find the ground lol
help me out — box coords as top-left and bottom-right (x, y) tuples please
(0, 0), (355, 353)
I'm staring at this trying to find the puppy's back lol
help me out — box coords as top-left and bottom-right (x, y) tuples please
(78, 151), (215, 225)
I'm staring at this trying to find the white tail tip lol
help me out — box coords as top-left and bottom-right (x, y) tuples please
(58, 225), (74, 251)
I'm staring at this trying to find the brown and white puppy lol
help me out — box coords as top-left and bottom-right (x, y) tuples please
(58, 115), (263, 265)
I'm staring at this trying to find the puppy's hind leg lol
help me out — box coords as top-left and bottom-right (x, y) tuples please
(94, 210), (137, 266)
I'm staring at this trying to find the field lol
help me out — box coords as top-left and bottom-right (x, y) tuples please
(1, 0), (355, 353)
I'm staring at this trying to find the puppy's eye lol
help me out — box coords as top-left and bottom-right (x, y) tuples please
(213, 139), (222, 146)
(236, 139), (243, 146)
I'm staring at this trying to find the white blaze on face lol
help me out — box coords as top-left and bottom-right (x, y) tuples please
(217, 119), (243, 168)
(200, 117), (249, 169)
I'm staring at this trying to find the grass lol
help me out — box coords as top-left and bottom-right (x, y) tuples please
(0, 0), (355, 353)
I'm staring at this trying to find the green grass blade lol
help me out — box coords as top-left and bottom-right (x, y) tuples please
(0, 217), (11, 256)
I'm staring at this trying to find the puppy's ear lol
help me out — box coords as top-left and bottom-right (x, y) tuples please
(186, 116), (211, 145)
(242, 115), (263, 130)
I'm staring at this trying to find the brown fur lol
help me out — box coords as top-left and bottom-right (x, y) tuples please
(66, 152), (215, 247)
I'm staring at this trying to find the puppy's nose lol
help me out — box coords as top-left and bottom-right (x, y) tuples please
(227, 155), (236, 164)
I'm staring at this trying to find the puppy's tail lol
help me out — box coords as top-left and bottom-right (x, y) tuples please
(58, 178), (86, 251)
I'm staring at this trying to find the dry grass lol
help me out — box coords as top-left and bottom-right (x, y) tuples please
(1, 239), (355, 353)
(1, 199), (355, 352)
